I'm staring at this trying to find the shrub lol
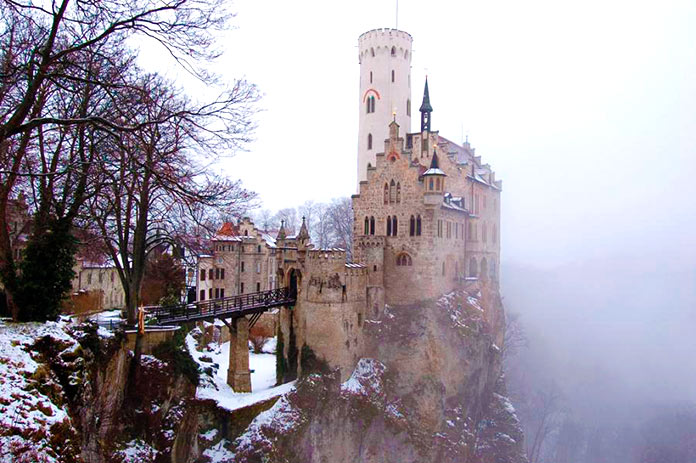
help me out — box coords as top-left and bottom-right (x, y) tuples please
(152, 329), (199, 386)
(249, 335), (268, 354)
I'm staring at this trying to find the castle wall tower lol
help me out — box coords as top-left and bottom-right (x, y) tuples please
(357, 28), (413, 187)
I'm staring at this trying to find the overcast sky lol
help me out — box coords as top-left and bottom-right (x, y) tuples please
(138, 0), (696, 269)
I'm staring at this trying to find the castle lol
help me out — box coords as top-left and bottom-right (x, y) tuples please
(196, 28), (502, 387)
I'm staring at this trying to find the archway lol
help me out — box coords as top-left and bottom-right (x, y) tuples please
(288, 268), (301, 300)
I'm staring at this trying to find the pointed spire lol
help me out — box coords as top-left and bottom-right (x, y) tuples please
(297, 216), (310, 241)
(419, 77), (433, 113)
(276, 220), (286, 240)
(429, 151), (440, 169)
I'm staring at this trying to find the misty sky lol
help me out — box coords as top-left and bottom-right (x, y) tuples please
(133, 0), (696, 411)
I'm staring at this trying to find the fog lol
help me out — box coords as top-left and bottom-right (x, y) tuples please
(135, 0), (696, 459)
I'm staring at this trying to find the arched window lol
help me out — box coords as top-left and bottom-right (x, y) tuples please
(429, 178), (434, 190)
(416, 215), (422, 236)
(406, 99), (411, 116)
(386, 215), (392, 236)
(482, 223), (487, 243)
(396, 182), (401, 203)
(392, 215), (398, 236)
(384, 183), (389, 204)
(366, 98), (370, 114)
(371, 96), (376, 112)
(389, 179), (396, 203)
(396, 253), (412, 266)
(370, 47), (375, 57)
(481, 258), (488, 280)
(493, 224), (498, 244)
(435, 177), (441, 190)
(391, 69), (395, 82)
(409, 215), (415, 236)
(367, 133), (372, 150)
(391, 46), (396, 56)
(469, 257), (478, 277)
(370, 216), (375, 235)
(364, 216), (369, 235)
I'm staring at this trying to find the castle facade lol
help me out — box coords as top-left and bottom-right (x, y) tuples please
(198, 29), (503, 385)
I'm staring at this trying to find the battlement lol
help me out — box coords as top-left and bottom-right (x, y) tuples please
(358, 28), (412, 43)
(358, 28), (412, 62)
(307, 248), (347, 261)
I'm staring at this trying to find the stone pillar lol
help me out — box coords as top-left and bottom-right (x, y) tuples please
(227, 317), (251, 392)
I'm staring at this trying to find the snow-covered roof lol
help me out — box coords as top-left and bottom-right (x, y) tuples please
(423, 167), (446, 176)
(261, 232), (277, 249)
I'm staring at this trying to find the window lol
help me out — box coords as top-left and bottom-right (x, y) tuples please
(391, 46), (396, 56)
(396, 253), (412, 266)
(87, 273), (92, 285)
(396, 182), (401, 203)
(387, 215), (392, 236)
(456, 223), (459, 239)
(367, 133), (372, 150)
(209, 288), (213, 299)
(406, 99), (411, 116)
(437, 220), (443, 238)
(256, 282), (261, 292)
(258, 245), (261, 253)
(370, 216), (375, 235)
(392, 216), (398, 236)
(364, 216), (369, 235)
(208, 268), (213, 280)
(384, 183), (389, 204)
(215, 268), (220, 279)
(220, 289), (225, 298)
(416, 215), (422, 236)
(366, 95), (376, 114)
(215, 288), (219, 299)
(435, 177), (441, 190)
(469, 257), (478, 277)
(482, 223), (487, 243)
(240, 282), (244, 293)
(241, 261), (245, 272)
(429, 178), (434, 190)
(200, 290), (205, 301)
(370, 71), (373, 83)
(389, 179), (396, 203)
(467, 222), (473, 239)
(409, 215), (415, 236)
(370, 47), (375, 57)
(256, 262), (261, 273)
(475, 195), (480, 214)
(391, 69), (395, 82)
(220, 268), (225, 279)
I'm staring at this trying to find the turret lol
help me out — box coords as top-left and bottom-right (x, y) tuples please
(357, 28), (413, 187)
(423, 151), (446, 205)
(419, 77), (433, 133)
(276, 220), (287, 248)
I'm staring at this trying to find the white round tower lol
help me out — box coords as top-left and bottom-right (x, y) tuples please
(357, 28), (413, 186)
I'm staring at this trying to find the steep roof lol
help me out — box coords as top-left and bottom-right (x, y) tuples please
(419, 77), (433, 113)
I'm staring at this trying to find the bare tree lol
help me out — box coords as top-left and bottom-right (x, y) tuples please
(312, 202), (332, 249)
(527, 383), (563, 463)
(503, 311), (528, 360)
(275, 208), (298, 235)
(0, 0), (257, 320)
(325, 197), (353, 257)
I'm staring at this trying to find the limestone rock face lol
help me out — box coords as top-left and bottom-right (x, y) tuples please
(232, 288), (528, 463)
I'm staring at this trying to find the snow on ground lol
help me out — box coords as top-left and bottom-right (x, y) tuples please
(0, 320), (76, 462)
(186, 334), (295, 412)
(341, 358), (386, 396)
(202, 439), (236, 462)
(114, 439), (158, 462)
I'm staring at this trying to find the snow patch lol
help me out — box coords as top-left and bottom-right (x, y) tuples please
(341, 358), (386, 396)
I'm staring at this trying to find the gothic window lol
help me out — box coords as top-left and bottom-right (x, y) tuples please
(370, 216), (375, 235)
(384, 183), (389, 204)
(409, 215), (415, 236)
(396, 253), (412, 266)
(429, 178), (434, 191)
(407, 99), (411, 116)
(391, 69), (395, 82)
(469, 257), (478, 277)
(481, 258), (489, 280)
(364, 216), (369, 235)
(392, 215), (398, 236)
(387, 215), (392, 236)
(391, 46), (396, 56)
(389, 179), (396, 203)
(367, 133), (372, 150)
(416, 215), (422, 236)
(396, 182), (401, 203)
(370, 96), (376, 113)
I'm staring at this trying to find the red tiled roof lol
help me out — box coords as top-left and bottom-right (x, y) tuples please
(217, 222), (239, 236)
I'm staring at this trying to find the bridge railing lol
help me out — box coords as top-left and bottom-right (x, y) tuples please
(150, 286), (294, 323)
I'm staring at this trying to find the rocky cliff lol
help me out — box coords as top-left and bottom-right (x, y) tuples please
(229, 287), (528, 463)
